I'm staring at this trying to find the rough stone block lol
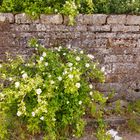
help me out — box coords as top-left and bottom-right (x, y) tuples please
(104, 55), (134, 63)
(15, 13), (39, 24)
(75, 25), (87, 32)
(95, 33), (116, 38)
(126, 15), (140, 25)
(0, 13), (14, 23)
(36, 24), (50, 31)
(0, 32), (15, 47)
(112, 25), (139, 32)
(83, 14), (107, 25)
(108, 38), (137, 49)
(107, 15), (126, 24)
(116, 33), (140, 39)
(95, 83), (122, 92)
(88, 25), (110, 32)
(112, 63), (138, 74)
(12, 24), (30, 32)
(0, 22), (10, 31)
(40, 14), (63, 24)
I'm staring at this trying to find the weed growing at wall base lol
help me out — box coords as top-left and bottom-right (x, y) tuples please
(0, 39), (109, 139)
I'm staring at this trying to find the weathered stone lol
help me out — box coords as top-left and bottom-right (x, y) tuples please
(95, 83), (122, 92)
(126, 15), (140, 25)
(88, 25), (110, 32)
(107, 15), (126, 24)
(83, 14), (107, 25)
(104, 55), (134, 63)
(0, 22), (10, 31)
(11, 24), (30, 32)
(116, 33), (140, 39)
(36, 24), (49, 31)
(0, 32), (15, 47)
(15, 13), (39, 24)
(95, 33), (116, 38)
(40, 14), (63, 24)
(0, 13), (14, 23)
(112, 25), (139, 32)
(112, 63), (138, 74)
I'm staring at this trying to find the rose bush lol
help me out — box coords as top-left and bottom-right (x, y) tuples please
(0, 39), (107, 140)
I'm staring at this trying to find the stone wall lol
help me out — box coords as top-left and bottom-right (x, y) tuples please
(0, 13), (140, 101)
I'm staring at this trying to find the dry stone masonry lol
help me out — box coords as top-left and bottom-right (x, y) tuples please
(0, 13), (140, 102)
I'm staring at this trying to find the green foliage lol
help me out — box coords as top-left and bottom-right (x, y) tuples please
(0, 39), (107, 139)
(93, 0), (140, 14)
(126, 99), (140, 133)
(0, 0), (140, 15)
(96, 119), (111, 140)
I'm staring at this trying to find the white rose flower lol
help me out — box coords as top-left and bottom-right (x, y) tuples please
(76, 56), (80, 61)
(63, 71), (67, 75)
(0, 64), (2, 68)
(76, 83), (81, 88)
(89, 84), (93, 89)
(70, 67), (73, 71)
(0, 92), (4, 99)
(85, 63), (90, 68)
(63, 53), (66, 56)
(67, 44), (71, 49)
(58, 76), (62, 81)
(59, 46), (62, 49)
(68, 74), (73, 79)
(40, 116), (44, 120)
(9, 77), (12, 81)
(40, 56), (44, 61)
(106, 129), (118, 138)
(48, 74), (51, 78)
(36, 88), (42, 95)
(45, 62), (48, 66)
(32, 112), (35, 117)
(68, 62), (73, 67)
(52, 118), (56, 121)
(101, 67), (105, 72)
(22, 73), (28, 79)
(89, 91), (93, 96)
(42, 52), (46, 57)
(50, 80), (55, 84)
(17, 111), (22, 117)
(54, 9), (58, 12)
(57, 48), (60, 52)
(80, 50), (83, 54)
(87, 54), (94, 59)
(15, 82), (20, 88)
(79, 101), (82, 105)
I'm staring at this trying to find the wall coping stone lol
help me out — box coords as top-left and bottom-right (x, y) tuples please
(0, 13), (14, 23)
(1, 13), (140, 26)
